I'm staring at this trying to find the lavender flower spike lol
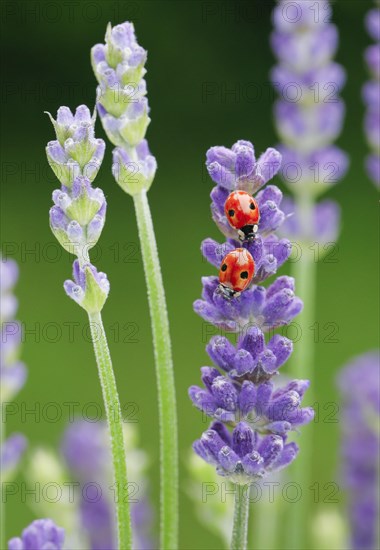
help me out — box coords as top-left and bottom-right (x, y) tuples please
(271, 0), (348, 244)
(190, 138), (313, 549)
(46, 105), (105, 188)
(92, 22), (149, 151)
(338, 351), (380, 550)
(363, 6), (380, 188)
(195, 140), (303, 333)
(46, 104), (132, 547)
(270, 2), (348, 547)
(46, 106), (107, 261)
(8, 519), (65, 550)
(91, 23), (178, 549)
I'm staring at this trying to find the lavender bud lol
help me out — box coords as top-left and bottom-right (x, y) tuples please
(112, 139), (157, 195)
(64, 260), (110, 314)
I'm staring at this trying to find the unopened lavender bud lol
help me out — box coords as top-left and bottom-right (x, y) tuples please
(98, 94), (150, 149)
(49, 207), (82, 255)
(65, 133), (99, 170)
(65, 177), (106, 226)
(87, 210), (106, 243)
(64, 260), (110, 314)
(92, 21), (153, 162)
(92, 22), (147, 119)
(46, 105), (94, 145)
(112, 140), (157, 195)
(46, 106), (105, 188)
(46, 141), (80, 188)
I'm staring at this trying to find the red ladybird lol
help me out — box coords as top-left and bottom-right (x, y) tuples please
(224, 191), (260, 242)
(218, 248), (255, 298)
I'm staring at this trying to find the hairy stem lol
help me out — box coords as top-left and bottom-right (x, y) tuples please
(133, 190), (178, 550)
(286, 193), (317, 549)
(231, 484), (250, 550)
(88, 311), (132, 550)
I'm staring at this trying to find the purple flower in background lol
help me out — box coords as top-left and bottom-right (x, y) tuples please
(8, 519), (65, 550)
(281, 197), (341, 245)
(271, 0), (348, 243)
(0, 257), (27, 476)
(1, 433), (27, 478)
(363, 7), (380, 188)
(190, 139), (312, 487)
(338, 351), (380, 550)
(61, 420), (155, 550)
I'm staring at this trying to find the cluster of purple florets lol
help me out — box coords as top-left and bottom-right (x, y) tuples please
(189, 140), (314, 483)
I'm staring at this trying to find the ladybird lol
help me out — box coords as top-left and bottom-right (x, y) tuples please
(218, 248), (255, 298)
(224, 191), (260, 242)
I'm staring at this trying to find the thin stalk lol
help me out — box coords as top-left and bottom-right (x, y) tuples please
(286, 193), (317, 549)
(231, 484), (250, 550)
(88, 311), (132, 550)
(132, 190), (178, 550)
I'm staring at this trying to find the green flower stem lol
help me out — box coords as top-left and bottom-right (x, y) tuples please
(286, 193), (317, 549)
(231, 484), (250, 550)
(88, 310), (132, 550)
(133, 190), (178, 550)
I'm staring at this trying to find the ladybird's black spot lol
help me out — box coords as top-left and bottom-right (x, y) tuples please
(250, 203), (256, 210)
(240, 271), (249, 279)
(228, 209), (235, 217)
(221, 263), (228, 272)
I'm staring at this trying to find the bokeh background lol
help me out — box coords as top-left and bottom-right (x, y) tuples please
(1, 0), (378, 548)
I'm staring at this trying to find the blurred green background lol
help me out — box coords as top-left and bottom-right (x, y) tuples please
(1, 0), (378, 548)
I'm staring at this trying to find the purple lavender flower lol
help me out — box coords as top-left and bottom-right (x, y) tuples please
(194, 140), (302, 333)
(193, 421), (298, 484)
(363, 7), (380, 188)
(191, 137), (312, 493)
(8, 519), (65, 550)
(338, 351), (379, 550)
(62, 420), (155, 550)
(194, 274), (302, 333)
(189, 328), (313, 435)
(271, 0), (348, 242)
(206, 140), (282, 195)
